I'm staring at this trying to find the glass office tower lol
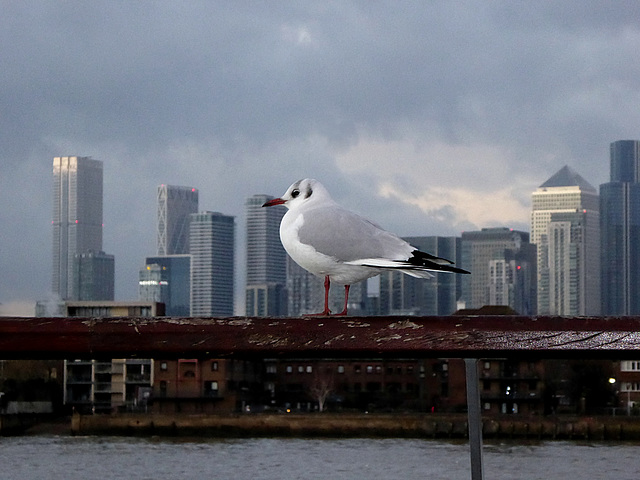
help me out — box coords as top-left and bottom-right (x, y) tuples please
(52, 156), (104, 300)
(601, 140), (640, 314)
(245, 194), (288, 316)
(189, 211), (235, 316)
(157, 185), (199, 255)
(460, 227), (533, 312)
(140, 255), (191, 316)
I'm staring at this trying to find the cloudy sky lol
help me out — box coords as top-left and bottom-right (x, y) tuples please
(2, 1), (640, 316)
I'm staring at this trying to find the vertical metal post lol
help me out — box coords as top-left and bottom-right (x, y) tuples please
(465, 358), (484, 480)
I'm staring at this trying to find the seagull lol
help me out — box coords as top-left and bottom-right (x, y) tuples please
(263, 178), (470, 316)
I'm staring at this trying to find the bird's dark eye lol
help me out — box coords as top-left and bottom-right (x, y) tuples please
(291, 189), (300, 198)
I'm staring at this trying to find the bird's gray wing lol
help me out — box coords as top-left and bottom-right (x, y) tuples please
(297, 206), (413, 262)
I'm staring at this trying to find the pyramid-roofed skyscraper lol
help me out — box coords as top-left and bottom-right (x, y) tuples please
(531, 165), (600, 315)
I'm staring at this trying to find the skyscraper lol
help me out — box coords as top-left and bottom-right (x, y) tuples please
(189, 211), (235, 316)
(460, 227), (533, 312)
(379, 236), (463, 315)
(157, 185), (199, 255)
(245, 194), (288, 316)
(600, 140), (640, 314)
(531, 165), (600, 315)
(52, 156), (105, 300)
(139, 255), (191, 316)
(486, 245), (537, 315)
(72, 251), (115, 301)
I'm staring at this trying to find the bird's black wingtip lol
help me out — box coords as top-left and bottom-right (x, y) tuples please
(409, 250), (469, 274)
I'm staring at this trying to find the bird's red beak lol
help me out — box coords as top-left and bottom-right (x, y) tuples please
(262, 198), (286, 207)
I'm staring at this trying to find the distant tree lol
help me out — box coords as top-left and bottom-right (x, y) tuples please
(308, 370), (335, 412)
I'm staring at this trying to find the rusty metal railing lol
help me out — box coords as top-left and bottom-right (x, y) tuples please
(1, 315), (639, 359)
(2, 314), (640, 480)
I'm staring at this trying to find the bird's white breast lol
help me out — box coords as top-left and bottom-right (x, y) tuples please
(280, 210), (378, 285)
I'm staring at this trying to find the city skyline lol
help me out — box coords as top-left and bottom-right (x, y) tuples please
(8, 147), (639, 315)
(3, 3), (640, 314)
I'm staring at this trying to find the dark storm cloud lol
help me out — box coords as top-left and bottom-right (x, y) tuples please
(2, 1), (640, 312)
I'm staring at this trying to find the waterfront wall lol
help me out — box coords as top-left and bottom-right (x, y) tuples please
(70, 413), (640, 441)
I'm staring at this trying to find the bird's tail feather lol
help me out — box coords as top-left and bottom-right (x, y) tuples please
(345, 250), (470, 275)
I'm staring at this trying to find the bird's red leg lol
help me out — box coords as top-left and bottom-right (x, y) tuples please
(322, 276), (332, 315)
(335, 284), (350, 316)
(308, 275), (332, 316)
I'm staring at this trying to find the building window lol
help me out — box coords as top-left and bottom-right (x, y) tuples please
(354, 365), (361, 374)
(337, 365), (345, 374)
(211, 361), (218, 372)
(306, 366), (313, 374)
(366, 365), (373, 374)
(621, 361), (640, 372)
(286, 365), (293, 374)
(622, 382), (640, 392)
(298, 365), (304, 373)
(375, 365), (382, 374)
(160, 362), (168, 371)
(204, 381), (219, 397)
(266, 364), (277, 374)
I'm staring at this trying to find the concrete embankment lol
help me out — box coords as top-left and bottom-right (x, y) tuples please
(71, 413), (640, 441)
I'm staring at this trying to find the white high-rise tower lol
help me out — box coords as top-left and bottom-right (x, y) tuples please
(189, 211), (235, 316)
(531, 166), (600, 315)
(52, 156), (104, 300)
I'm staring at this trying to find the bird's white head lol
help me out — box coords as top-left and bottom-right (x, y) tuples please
(262, 178), (333, 210)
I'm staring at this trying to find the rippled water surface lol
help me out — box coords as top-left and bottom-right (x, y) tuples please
(1, 436), (639, 480)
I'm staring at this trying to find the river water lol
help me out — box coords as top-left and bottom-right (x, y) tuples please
(0, 436), (638, 480)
